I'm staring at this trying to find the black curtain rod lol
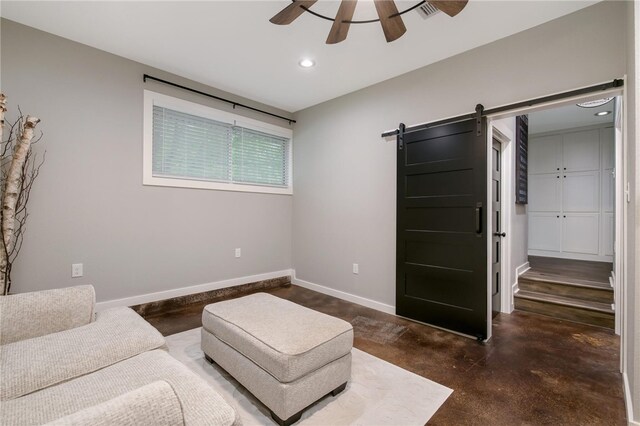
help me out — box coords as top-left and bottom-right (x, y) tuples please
(143, 74), (296, 125)
(381, 78), (624, 138)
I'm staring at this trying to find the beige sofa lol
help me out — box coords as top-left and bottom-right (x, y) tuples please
(0, 285), (239, 425)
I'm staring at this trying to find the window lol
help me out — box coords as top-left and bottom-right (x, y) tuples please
(143, 91), (292, 194)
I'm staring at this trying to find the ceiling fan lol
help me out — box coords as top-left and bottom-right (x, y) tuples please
(269, 0), (469, 44)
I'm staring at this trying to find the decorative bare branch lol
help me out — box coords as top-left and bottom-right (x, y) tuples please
(0, 94), (44, 295)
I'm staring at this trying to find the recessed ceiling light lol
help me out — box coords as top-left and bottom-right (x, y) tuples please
(595, 111), (612, 117)
(298, 58), (315, 68)
(577, 98), (613, 108)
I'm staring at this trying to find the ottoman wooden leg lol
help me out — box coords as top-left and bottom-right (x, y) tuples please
(270, 410), (302, 426)
(204, 354), (215, 364)
(331, 382), (347, 397)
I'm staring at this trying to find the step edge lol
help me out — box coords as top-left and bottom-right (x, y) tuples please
(517, 282), (614, 303)
(514, 291), (614, 314)
(519, 275), (613, 291)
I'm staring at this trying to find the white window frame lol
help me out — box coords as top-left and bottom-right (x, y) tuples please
(143, 90), (293, 195)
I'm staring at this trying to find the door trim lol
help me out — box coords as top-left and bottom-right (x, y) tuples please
(489, 124), (514, 315)
(485, 88), (625, 348)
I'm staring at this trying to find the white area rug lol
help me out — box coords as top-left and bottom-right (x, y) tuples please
(166, 328), (452, 425)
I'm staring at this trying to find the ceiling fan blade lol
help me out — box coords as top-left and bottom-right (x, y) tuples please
(373, 0), (406, 43)
(326, 0), (358, 44)
(270, 0), (318, 25)
(428, 0), (468, 17)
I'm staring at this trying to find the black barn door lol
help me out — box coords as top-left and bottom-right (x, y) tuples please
(396, 117), (488, 340)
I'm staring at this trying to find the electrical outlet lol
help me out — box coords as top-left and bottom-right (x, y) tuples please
(353, 263), (359, 274)
(235, 248), (241, 258)
(71, 263), (83, 278)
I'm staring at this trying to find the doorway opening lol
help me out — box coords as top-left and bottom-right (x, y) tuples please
(386, 79), (624, 344)
(488, 92), (623, 335)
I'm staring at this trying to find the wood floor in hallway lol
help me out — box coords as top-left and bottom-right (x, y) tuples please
(142, 284), (626, 425)
(527, 255), (613, 286)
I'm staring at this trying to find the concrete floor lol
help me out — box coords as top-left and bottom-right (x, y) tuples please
(142, 284), (626, 425)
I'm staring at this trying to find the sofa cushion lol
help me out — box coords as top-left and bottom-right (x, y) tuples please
(0, 350), (238, 426)
(0, 307), (165, 401)
(202, 292), (353, 383)
(44, 381), (184, 426)
(0, 285), (95, 345)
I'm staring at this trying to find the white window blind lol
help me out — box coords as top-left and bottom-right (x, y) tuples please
(152, 105), (289, 187)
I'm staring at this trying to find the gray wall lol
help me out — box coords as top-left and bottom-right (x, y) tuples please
(0, 19), (293, 303)
(512, 204), (528, 274)
(292, 1), (627, 308)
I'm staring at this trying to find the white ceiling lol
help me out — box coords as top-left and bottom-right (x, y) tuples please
(529, 99), (615, 134)
(1, 0), (598, 112)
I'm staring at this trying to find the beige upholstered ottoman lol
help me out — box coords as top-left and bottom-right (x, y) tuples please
(201, 292), (353, 426)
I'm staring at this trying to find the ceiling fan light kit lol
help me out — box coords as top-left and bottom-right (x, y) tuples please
(270, 0), (469, 44)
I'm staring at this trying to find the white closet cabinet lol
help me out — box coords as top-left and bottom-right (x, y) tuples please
(528, 126), (613, 261)
(528, 174), (561, 211)
(563, 213), (599, 255)
(529, 135), (562, 174)
(529, 213), (562, 252)
(562, 172), (599, 212)
(562, 130), (600, 172)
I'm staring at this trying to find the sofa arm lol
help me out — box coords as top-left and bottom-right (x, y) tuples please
(0, 285), (95, 345)
(1, 307), (166, 401)
(44, 381), (185, 426)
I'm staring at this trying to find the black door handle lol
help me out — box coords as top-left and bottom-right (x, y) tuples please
(493, 232), (506, 237)
(475, 205), (482, 234)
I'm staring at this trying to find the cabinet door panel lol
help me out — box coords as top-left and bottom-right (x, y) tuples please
(601, 127), (614, 169)
(562, 171), (599, 212)
(529, 174), (561, 212)
(602, 213), (614, 256)
(563, 214), (599, 255)
(562, 130), (600, 172)
(529, 135), (562, 174)
(602, 169), (614, 212)
(529, 213), (562, 252)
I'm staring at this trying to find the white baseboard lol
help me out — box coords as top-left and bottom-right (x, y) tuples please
(624, 372), (640, 425)
(508, 262), (529, 312)
(516, 262), (531, 277)
(291, 271), (395, 315)
(95, 269), (294, 311)
(512, 262), (530, 296)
